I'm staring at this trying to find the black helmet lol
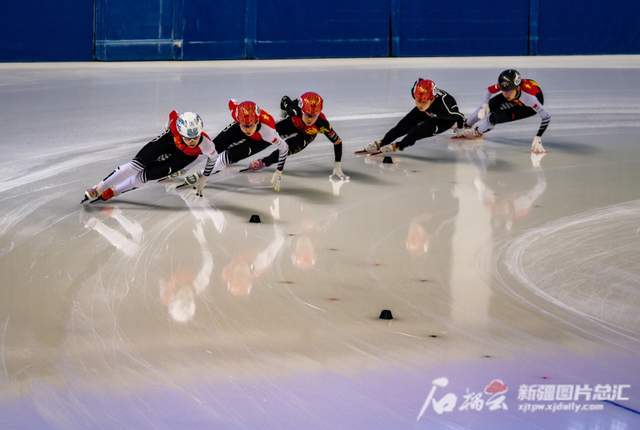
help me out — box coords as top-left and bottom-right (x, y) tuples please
(498, 69), (522, 91)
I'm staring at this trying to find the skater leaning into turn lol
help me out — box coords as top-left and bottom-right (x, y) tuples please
(192, 100), (289, 195)
(84, 111), (216, 202)
(458, 69), (551, 154)
(361, 78), (465, 154)
(246, 91), (348, 180)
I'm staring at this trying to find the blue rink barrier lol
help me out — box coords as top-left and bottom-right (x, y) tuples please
(0, 0), (93, 61)
(390, 0), (530, 56)
(1, 0), (639, 61)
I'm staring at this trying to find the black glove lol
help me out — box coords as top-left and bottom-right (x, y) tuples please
(280, 95), (292, 112)
(280, 95), (301, 117)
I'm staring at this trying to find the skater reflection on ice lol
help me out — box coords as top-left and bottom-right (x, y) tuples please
(406, 213), (432, 257)
(159, 223), (213, 323)
(83, 206), (143, 257)
(222, 225), (285, 296)
(473, 161), (547, 232)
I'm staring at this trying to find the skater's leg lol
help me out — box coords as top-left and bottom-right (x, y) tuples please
(261, 135), (304, 167)
(112, 152), (196, 196)
(203, 141), (253, 176)
(380, 108), (423, 147)
(93, 137), (170, 194)
(94, 160), (144, 194)
(474, 105), (536, 135)
(489, 106), (537, 125)
(395, 118), (440, 151)
(465, 104), (488, 127)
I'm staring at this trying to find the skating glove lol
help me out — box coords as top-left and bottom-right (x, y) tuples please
(271, 170), (283, 192)
(530, 136), (546, 154)
(280, 96), (300, 118)
(451, 123), (465, 138)
(530, 152), (546, 169)
(331, 161), (349, 180)
(195, 173), (208, 197)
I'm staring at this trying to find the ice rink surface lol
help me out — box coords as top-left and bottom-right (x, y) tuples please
(1, 56), (640, 429)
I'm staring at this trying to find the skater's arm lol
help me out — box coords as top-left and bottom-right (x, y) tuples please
(200, 135), (221, 177)
(520, 93), (551, 137)
(333, 141), (342, 163)
(380, 108), (421, 145)
(202, 155), (218, 176)
(535, 109), (551, 137)
(260, 124), (289, 171)
(319, 118), (343, 162)
(441, 94), (466, 129)
(484, 84), (501, 103)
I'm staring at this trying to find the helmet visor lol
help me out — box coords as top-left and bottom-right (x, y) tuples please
(181, 127), (201, 139)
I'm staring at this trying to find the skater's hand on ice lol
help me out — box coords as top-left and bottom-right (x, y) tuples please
(530, 136), (546, 154)
(330, 161), (350, 181)
(195, 174), (208, 197)
(271, 170), (283, 192)
(451, 123), (465, 138)
(530, 152), (547, 169)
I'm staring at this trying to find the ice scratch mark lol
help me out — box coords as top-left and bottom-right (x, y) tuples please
(501, 200), (640, 346)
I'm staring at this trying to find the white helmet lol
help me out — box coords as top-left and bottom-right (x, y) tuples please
(176, 112), (204, 139)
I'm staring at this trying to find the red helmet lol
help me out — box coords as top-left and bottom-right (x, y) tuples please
(299, 91), (323, 116)
(229, 99), (259, 126)
(412, 79), (437, 103)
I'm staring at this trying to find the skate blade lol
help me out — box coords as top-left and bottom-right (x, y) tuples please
(354, 150), (382, 156)
(175, 182), (193, 190)
(450, 135), (482, 140)
(81, 196), (102, 205)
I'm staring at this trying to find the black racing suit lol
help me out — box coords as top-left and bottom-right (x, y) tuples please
(261, 96), (343, 167)
(381, 88), (465, 150)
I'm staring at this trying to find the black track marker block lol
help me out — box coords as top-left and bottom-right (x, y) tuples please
(379, 309), (393, 320)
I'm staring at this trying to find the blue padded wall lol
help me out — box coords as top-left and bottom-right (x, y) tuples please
(391, 0), (530, 56)
(181, 0), (246, 60)
(537, 0), (640, 55)
(0, 0), (93, 61)
(2, 0), (640, 62)
(95, 0), (180, 60)
(252, 0), (389, 58)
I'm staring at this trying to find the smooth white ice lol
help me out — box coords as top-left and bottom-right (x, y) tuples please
(1, 56), (640, 430)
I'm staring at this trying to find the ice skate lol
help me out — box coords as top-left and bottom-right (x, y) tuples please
(240, 159), (265, 173)
(83, 186), (99, 202)
(379, 143), (398, 154)
(451, 127), (483, 140)
(355, 140), (382, 155)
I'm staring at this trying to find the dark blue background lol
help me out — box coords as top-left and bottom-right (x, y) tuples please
(1, 0), (639, 61)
